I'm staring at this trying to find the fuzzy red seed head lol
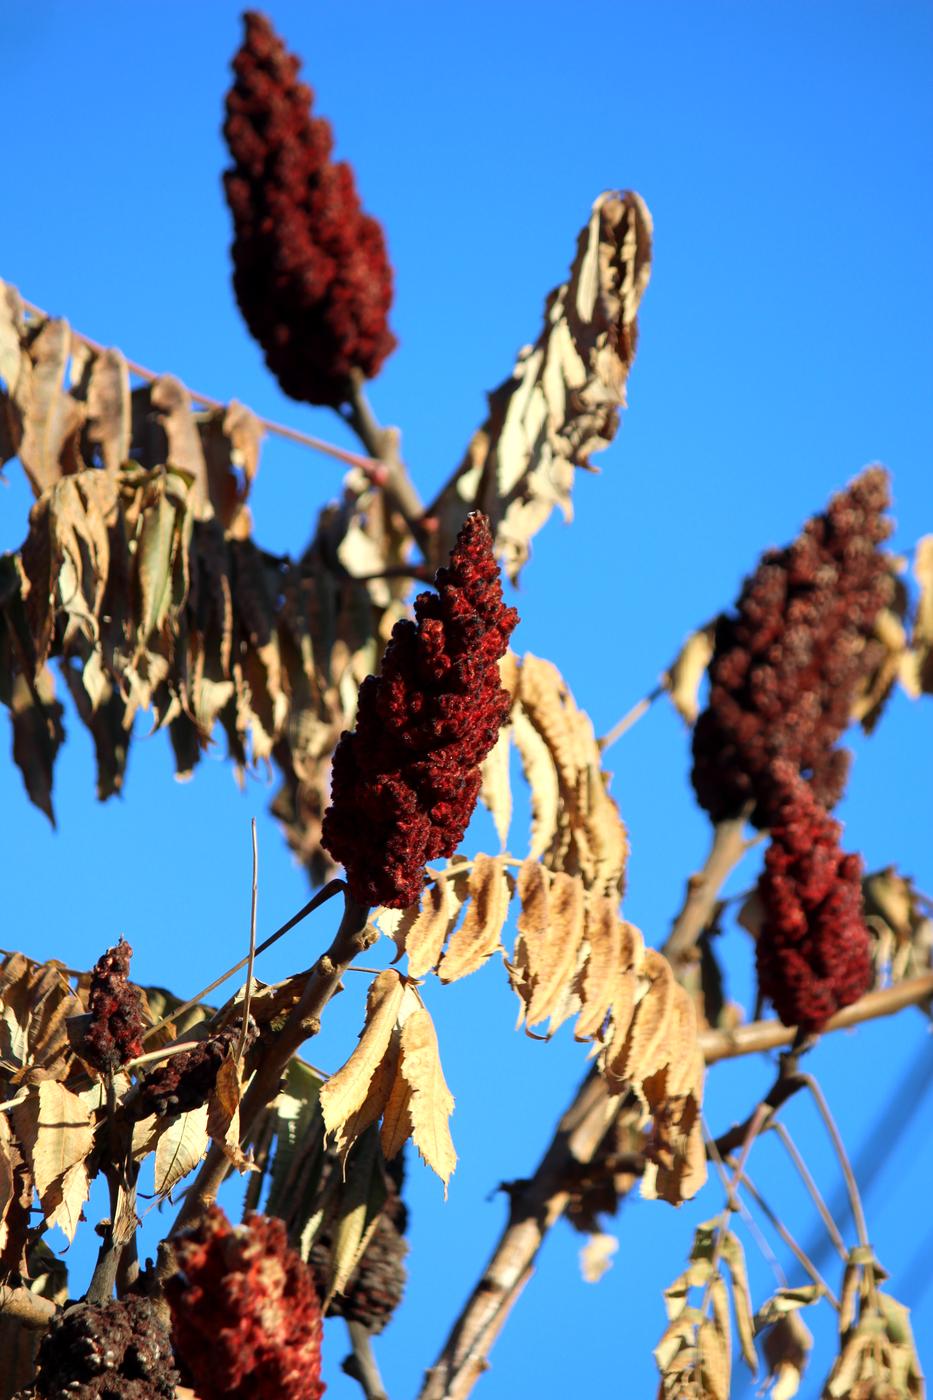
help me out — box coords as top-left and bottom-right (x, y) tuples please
(82, 936), (146, 1075)
(321, 512), (519, 908)
(166, 1206), (325, 1400)
(223, 11), (396, 407)
(692, 467), (892, 827)
(755, 764), (872, 1032)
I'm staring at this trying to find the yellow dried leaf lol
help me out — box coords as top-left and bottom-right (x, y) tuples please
(438, 854), (512, 984)
(153, 1105), (209, 1199)
(479, 727), (512, 848)
(380, 1053), (413, 1162)
(580, 1232), (618, 1283)
(509, 858), (550, 1021)
(662, 623), (716, 726)
(902, 535), (933, 696)
(512, 705), (560, 861)
(397, 1006), (456, 1194)
(426, 191), (652, 584)
(574, 895), (622, 1041)
(320, 970), (405, 1148)
(404, 873), (467, 979)
(12, 1082), (93, 1243)
(524, 871), (586, 1030)
(621, 948), (676, 1085)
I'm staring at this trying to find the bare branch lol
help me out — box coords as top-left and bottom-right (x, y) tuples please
(342, 1321), (390, 1400)
(171, 894), (373, 1235)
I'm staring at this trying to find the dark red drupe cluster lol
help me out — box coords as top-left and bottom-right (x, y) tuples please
(166, 1208), (325, 1400)
(692, 468), (892, 828)
(81, 938), (145, 1075)
(29, 1297), (177, 1399)
(756, 766), (872, 1032)
(309, 1148), (408, 1333)
(131, 1021), (254, 1120)
(223, 11), (395, 407)
(321, 512), (519, 908)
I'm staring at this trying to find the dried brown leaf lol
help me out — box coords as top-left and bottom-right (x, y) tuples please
(397, 1005), (456, 1193)
(479, 726), (512, 849)
(579, 1231), (618, 1283)
(427, 191), (652, 582)
(403, 871), (467, 979)
(523, 871), (586, 1031)
(902, 535), (933, 697)
(438, 854), (511, 984)
(663, 623), (716, 726)
(14, 318), (85, 494)
(574, 894), (622, 1041)
(153, 1105), (209, 1198)
(12, 1081), (92, 1241)
(516, 652), (628, 898)
(319, 970), (406, 1151)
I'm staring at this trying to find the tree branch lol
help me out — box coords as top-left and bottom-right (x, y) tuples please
(418, 969), (933, 1399)
(662, 809), (753, 973)
(344, 376), (431, 550)
(342, 1321), (390, 1400)
(170, 894), (373, 1236)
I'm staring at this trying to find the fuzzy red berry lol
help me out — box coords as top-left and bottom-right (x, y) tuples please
(223, 11), (396, 407)
(82, 937), (146, 1075)
(755, 764), (872, 1031)
(692, 468), (892, 828)
(166, 1207), (325, 1400)
(321, 512), (518, 908)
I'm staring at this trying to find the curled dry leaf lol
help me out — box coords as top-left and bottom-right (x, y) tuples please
(319, 975), (456, 1193)
(662, 623), (717, 727)
(11, 1081), (93, 1242)
(437, 854), (511, 984)
(319, 970), (406, 1161)
(511, 652), (628, 898)
(901, 534), (933, 697)
(427, 191), (652, 582)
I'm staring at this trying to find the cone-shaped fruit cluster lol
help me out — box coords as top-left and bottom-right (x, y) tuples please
(322, 512), (518, 908)
(755, 765), (871, 1031)
(29, 1297), (177, 1399)
(223, 11), (396, 407)
(692, 467), (892, 828)
(131, 1020), (255, 1120)
(82, 938), (145, 1075)
(166, 1207), (325, 1400)
(309, 1148), (408, 1333)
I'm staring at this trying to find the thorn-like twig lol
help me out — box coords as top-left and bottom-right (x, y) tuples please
(236, 819), (260, 1066)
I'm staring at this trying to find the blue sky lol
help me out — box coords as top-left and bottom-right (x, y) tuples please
(1, 3), (931, 1396)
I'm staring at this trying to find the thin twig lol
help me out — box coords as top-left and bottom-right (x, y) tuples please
(701, 1101), (768, 1321)
(704, 1119), (786, 1286)
(141, 879), (345, 1045)
(18, 296), (387, 480)
(728, 1160), (839, 1309)
(342, 1321), (390, 1400)
(598, 684), (664, 751)
(170, 894), (373, 1236)
(771, 1122), (848, 1262)
(124, 1039), (207, 1072)
(344, 376), (430, 548)
(698, 971), (933, 1064)
(236, 819), (260, 1066)
(662, 808), (753, 972)
(800, 1074), (870, 1251)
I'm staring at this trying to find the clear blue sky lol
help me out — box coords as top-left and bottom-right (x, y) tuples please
(1, 3), (931, 1396)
